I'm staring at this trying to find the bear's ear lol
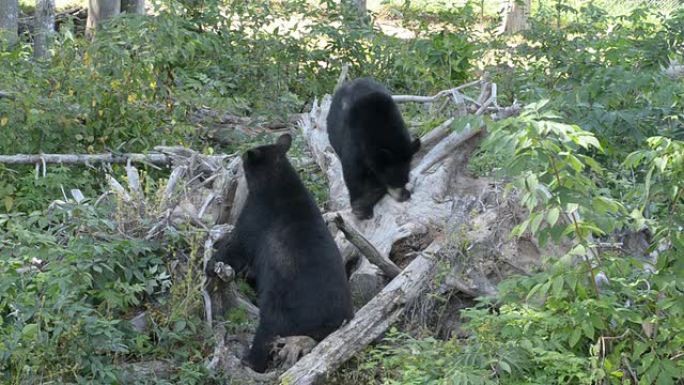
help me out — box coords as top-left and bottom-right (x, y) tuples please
(243, 148), (263, 163)
(276, 133), (292, 153)
(410, 138), (421, 154)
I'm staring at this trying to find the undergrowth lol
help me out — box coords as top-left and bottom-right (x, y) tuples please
(1, 0), (683, 384)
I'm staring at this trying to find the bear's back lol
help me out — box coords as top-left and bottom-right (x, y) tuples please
(238, 154), (352, 320)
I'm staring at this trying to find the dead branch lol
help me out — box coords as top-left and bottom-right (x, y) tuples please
(335, 63), (351, 91)
(333, 214), (401, 278)
(106, 174), (132, 203)
(0, 91), (16, 100)
(0, 153), (180, 166)
(413, 123), (483, 176)
(416, 117), (455, 156)
(392, 79), (482, 103)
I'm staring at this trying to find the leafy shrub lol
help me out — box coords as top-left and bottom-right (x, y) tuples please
(363, 101), (684, 385)
(0, 203), (212, 383)
(489, 5), (684, 152)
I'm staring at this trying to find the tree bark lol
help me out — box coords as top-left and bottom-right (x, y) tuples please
(499, 0), (531, 34)
(0, 152), (228, 166)
(86, 0), (121, 37)
(0, 0), (19, 48)
(33, 0), (55, 59)
(120, 0), (144, 14)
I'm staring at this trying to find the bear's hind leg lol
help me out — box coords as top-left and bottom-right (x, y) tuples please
(244, 324), (275, 373)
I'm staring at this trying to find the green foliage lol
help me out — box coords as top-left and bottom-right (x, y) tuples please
(484, 100), (624, 251)
(366, 101), (684, 385)
(0, 204), (212, 384)
(0, 0), (476, 213)
(3, 1), (683, 384)
(490, 5), (684, 152)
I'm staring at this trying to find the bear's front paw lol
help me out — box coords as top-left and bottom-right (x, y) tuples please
(388, 187), (411, 202)
(352, 205), (374, 220)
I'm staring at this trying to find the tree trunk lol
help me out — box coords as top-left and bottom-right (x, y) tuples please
(86, 0), (121, 37)
(0, 0), (19, 48)
(344, 0), (366, 19)
(120, 0), (144, 14)
(499, 0), (531, 34)
(33, 0), (55, 59)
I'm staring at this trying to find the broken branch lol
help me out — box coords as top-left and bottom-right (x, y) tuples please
(0, 153), (177, 166)
(392, 80), (483, 103)
(333, 214), (401, 278)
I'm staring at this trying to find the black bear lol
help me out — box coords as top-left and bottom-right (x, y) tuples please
(327, 77), (421, 220)
(211, 133), (354, 373)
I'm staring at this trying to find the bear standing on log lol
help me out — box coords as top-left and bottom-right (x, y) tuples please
(327, 78), (421, 220)
(211, 134), (354, 373)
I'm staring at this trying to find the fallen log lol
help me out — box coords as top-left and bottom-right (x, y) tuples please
(0, 152), (182, 166)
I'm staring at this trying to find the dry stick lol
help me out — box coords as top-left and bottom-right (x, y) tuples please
(106, 174), (132, 202)
(334, 214), (401, 278)
(335, 63), (351, 91)
(392, 79), (482, 103)
(0, 91), (15, 100)
(413, 123), (483, 176)
(201, 224), (233, 327)
(418, 117), (455, 154)
(413, 88), (497, 176)
(125, 160), (142, 196)
(0, 153), (174, 166)
(280, 241), (442, 385)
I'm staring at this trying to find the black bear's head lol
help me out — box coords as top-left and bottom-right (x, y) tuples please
(242, 133), (293, 182)
(376, 137), (420, 189)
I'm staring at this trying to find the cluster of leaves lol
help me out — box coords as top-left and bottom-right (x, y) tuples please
(490, 4), (684, 152)
(0, 203), (215, 384)
(362, 99), (683, 384)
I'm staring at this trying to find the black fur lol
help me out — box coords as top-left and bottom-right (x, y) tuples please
(327, 78), (421, 219)
(212, 134), (353, 372)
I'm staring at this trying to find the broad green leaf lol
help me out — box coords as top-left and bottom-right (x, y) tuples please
(653, 156), (668, 173)
(530, 212), (544, 234)
(581, 321), (594, 339)
(22, 323), (38, 339)
(569, 327), (582, 347)
(623, 151), (646, 168)
(546, 207), (560, 226)
(3, 196), (13, 212)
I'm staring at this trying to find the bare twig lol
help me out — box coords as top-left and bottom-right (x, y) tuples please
(417, 117), (455, 155)
(0, 91), (15, 100)
(201, 224), (233, 327)
(413, 123), (484, 176)
(392, 80), (483, 103)
(333, 214), (401, 278)
(0, 153), (174, 166)
(106, 175), (132, 203)
(335, 63), (351, 91)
